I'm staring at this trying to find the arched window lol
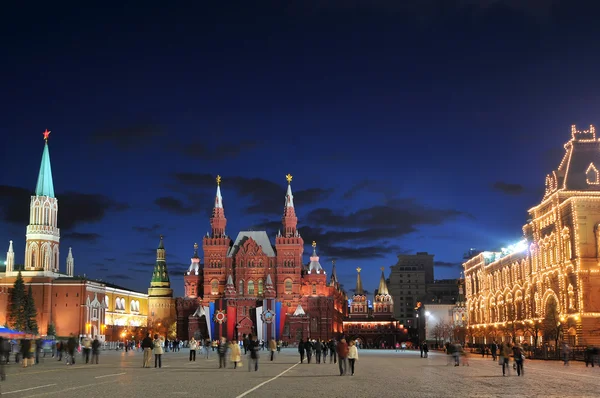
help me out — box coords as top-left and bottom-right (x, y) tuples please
(258, 279), (264, 295)
(248, 280), (255, 295)
(312, 283), (317, 295)
(239, 280), (244, 295)
(285, 279), (293, 294)
(211, 280), (219, 295)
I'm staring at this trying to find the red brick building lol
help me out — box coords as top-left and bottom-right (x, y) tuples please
(177, 175), (347, 342)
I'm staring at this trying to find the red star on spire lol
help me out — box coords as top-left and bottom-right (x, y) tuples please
(43, 129), (51, 141)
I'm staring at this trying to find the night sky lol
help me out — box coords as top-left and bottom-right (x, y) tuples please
(2, 1), (600, 296)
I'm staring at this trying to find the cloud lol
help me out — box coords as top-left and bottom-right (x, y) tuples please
(154, 197), (198, 215)
(62, 232), (102, 243)
(176, 140), (262, 160)
(492, 181), (525, 195)
(253, 197), (467, 260)
(0, 186), (130, 231)
(434, 261), (463, 269)
(343, 180), (397, 199)
(91, 123), (165, 150)
(163, 173), (333, 216)
(132, 224), (162, 233)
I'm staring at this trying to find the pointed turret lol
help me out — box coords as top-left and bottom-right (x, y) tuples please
(149, 235), (172, 294)
(25, 130), (60, 271)
(355, 267), (364, 296)
(293, 303), (306, 316)
(264, 274), (276, 298)
(187, 243), (201, 275)
(281, 174), (298, 237)
(210, 175), (227, 238)
(308, 241), (325, 274)
(225, 274), (236, 296)
(329, 259), (338, 286)
(377, 267), (389, 295)
(66, 247), (74, 277)
(36, 129), (55, 198)
(6, 240), (14, 273)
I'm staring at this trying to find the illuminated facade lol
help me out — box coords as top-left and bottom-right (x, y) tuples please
(0, 131), (150, 339)
(176, 175), (347, 342)
(464, 125), (600, 346)
(343, 267), (403, 347)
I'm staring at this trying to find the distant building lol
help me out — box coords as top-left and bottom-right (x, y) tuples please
(343, 267), (403, 348)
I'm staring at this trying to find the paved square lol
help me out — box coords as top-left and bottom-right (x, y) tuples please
(1, 349), (598, 397)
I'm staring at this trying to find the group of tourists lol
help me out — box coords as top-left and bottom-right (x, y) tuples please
(298, 338), (359, 376)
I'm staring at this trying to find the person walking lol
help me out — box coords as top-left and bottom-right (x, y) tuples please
(247, 334), (259, 372)
(337, 338), (349, 376)
(561, 341), (571, 366)
(512, 343), (524, 376)
(323, 340), (328, 363)
(298, 339), (305, 363)
(189, 337), (197, 362)
(218, 337), (228, 369)
(314, 340), (322, 364)
(269, 339), (277, 361)
(141, 333), (153, 368)
(329, 340), (337, 364)
(348, 340), (359, 376)
(153, 334), (164, 368)
(91, 336), (100, 364)
(305, 339), (313, 364)
(82, 335), (92, 364)
(500, 342), (511, 376)
(230, 340), (242, 369)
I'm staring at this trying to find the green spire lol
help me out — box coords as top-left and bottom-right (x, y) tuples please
(151, 235), (170, 286)
(35, 132), (55, 198)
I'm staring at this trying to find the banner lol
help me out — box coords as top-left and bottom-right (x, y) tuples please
(255, 304), (263, 342)
(226, 303), (237, 341)
(212, 299), (228, 339)
(203, 306), (211, 341)
(275, 301), (284, 341)
(209, 302), (215, 341)
(260, 299), (277, 341)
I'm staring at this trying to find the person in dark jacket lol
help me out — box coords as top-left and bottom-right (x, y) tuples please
(329, 340), (337, 364)
(247, 334), (259, 372)
(314, 340), (323, 364)
(298, 339), (305, 363)
(141, 333), (153, 368)
(305, 340), (313, 364)
(66, 335), (77, 365)
(91, 336), (101, 364)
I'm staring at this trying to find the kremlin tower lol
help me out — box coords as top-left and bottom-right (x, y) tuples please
(24, 130), (60, 273)
(148, 236), (176, 329)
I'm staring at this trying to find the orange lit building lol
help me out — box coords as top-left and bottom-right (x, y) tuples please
(464, 125), (600, 347)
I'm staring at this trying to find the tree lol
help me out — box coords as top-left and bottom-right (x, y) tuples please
(24, 285), (38, 334)
(8, 272), (27, 331)
(542, 298), (562, 351)
(47, 323), (56, 337)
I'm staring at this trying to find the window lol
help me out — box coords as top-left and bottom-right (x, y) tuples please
(285, 279), (293, 294)
(258, 279), (263, 295)
(104, 296), (109, 308)
(312, 283), (317, 295)
(248, 280), (255, 295)
(211, 280), (219, 295)
(239, 280), (244, 295)
(116, 297), (125, 311)
(587, 163), (600, 184)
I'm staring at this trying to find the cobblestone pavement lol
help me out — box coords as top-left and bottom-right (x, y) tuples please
(0, 348), (598, 397)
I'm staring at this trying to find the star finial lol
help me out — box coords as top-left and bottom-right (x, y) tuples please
(356, 267), (361, 273)
(332, 259), (336, 265)
(380, 266), (385, 272)
(43, 129), (51, 141)
(286, 174), (293, 184)
(216, 175), (222, 186)
(312, 241), (316, 248)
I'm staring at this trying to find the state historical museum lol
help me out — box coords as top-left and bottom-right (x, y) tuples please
(176, 175), (348, 343)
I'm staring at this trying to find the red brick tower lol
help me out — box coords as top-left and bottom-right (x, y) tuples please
(275, 174), (304, 313)
(203, 175), (231, 298)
